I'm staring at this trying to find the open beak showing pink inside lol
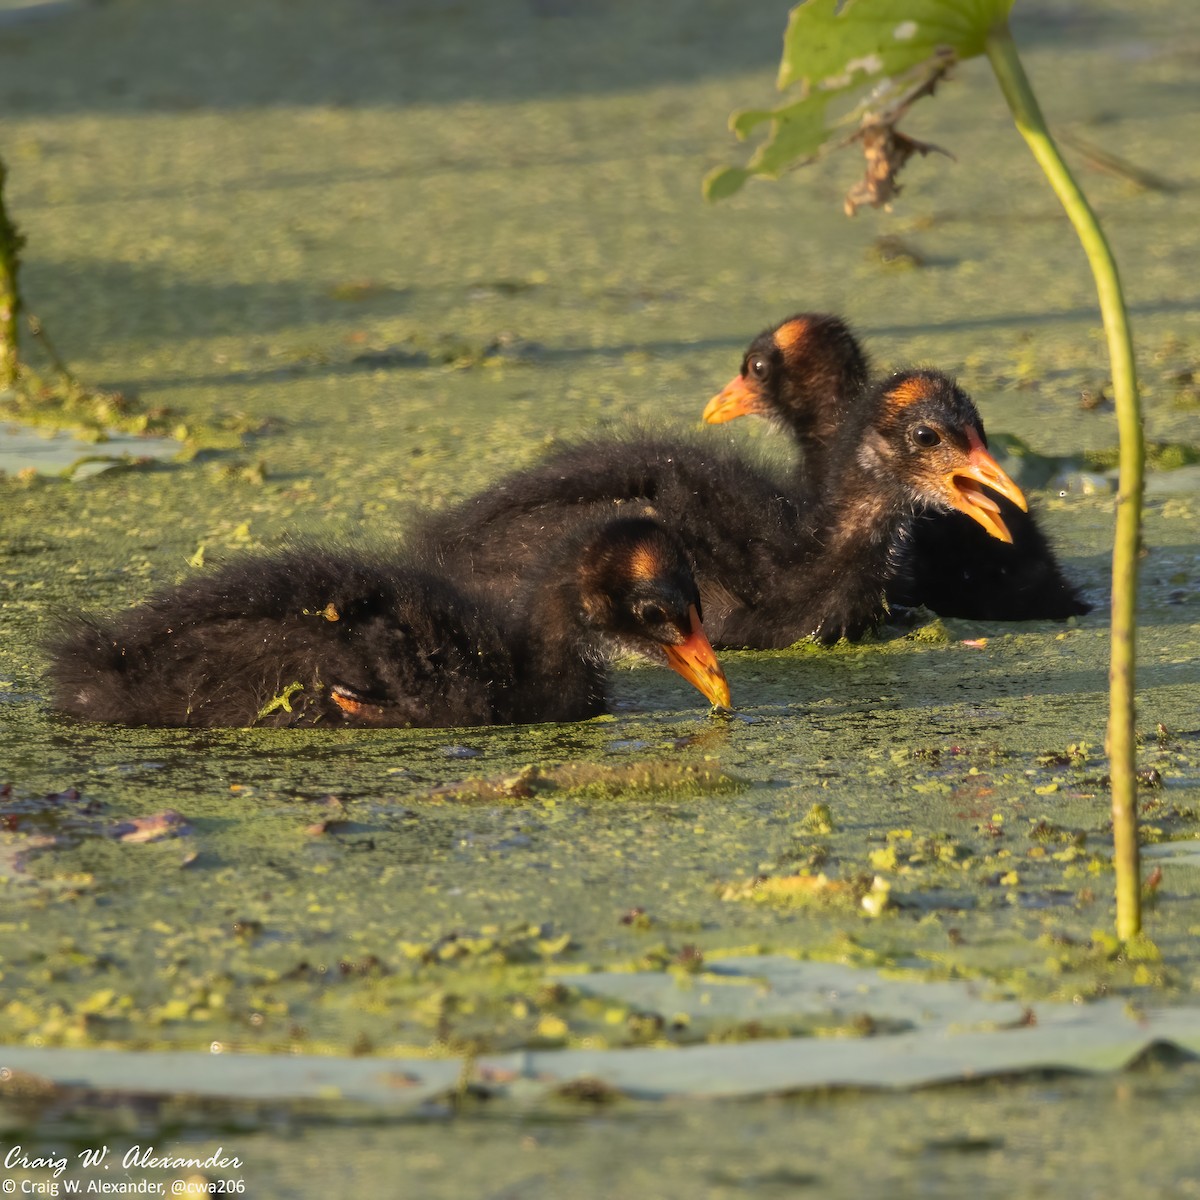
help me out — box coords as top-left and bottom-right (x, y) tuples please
(703, 374), (763, 425)
(662, 605), (732, 709)
(944, 429), (1029, 544)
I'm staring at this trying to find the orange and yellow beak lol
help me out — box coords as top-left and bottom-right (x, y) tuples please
(662, 605), (732, 709)
(703, 374), (763, 425)
(944, 429), (1029, 543)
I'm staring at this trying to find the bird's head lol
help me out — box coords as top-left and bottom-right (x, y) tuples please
(704, 312), (869, 432)
(857, 370), (1028, 543)
(574, 518), (731, 709)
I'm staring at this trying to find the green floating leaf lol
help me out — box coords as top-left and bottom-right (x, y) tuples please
(708, 0), (1015, 199)
(744, 94), (835, 176)
(4, 959), (1200, 1106)
(558, 957), (1032, 1033)
(778, 0), (1014, 92)
(730, 108), (778, 140)
(702, 165), (753, 202)
(708, 94), (835, 200)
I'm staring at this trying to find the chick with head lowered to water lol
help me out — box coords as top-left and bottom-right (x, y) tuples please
(47, 515), (730, 729)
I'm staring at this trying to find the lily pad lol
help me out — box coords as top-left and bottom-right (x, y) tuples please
(0, 422), (185, 478)
(0, 1045), (463, 1110)
(0, 0), (77, 26)
(3, 988), (1200, 1107)
(1141, 841), (1200, 871)
(557, 956), (1031, 1032)
(475, 1000), (1200, 1098)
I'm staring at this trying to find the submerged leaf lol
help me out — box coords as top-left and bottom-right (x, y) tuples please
(112, 810), (191, 844)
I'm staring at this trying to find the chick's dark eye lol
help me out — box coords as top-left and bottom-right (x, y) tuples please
(635, 602), (669, 627)
(911, 425), (941, 448)
(747, 356), (768, 381)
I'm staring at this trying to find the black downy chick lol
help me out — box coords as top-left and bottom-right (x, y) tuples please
(47, 517), (729, 729)
(706, 312), (1090, 620)
(719, 368), (1032, 645)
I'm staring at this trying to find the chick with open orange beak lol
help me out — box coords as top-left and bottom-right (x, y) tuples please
(942, 425), (1028, 543)
(864, 370), (1028, 545)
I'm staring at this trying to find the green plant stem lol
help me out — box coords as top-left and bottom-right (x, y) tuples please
(985, 23), (1143, 939)
(0, 156), (24, 389)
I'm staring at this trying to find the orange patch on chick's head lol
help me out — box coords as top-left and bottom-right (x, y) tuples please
(627, 543), (665, 583)
(884, 375), (939, 414)
(772, 316), (812, 358)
